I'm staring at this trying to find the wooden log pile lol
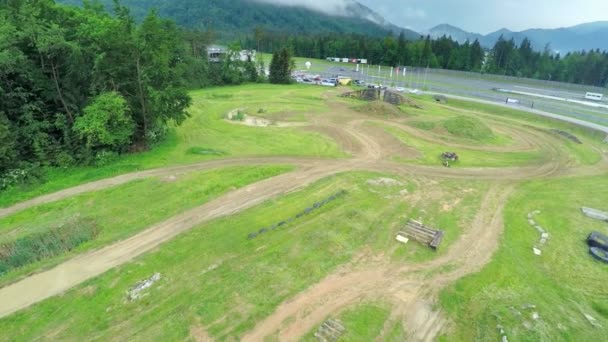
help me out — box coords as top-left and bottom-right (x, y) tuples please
(314, 319), (346, 342)
(398, 219), (444, 250)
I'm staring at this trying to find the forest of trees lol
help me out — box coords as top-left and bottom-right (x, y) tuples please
(486, 36), (608, 86)
(2, 0), (608, 190)
(245, 31), (608, 87)
(247, 32), (485, 72)
(0, 0), (259, 189)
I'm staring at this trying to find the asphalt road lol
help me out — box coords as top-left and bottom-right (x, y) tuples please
(301, 65), (608, 130)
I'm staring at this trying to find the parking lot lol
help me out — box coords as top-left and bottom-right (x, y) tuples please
(292, 58), (608, 128)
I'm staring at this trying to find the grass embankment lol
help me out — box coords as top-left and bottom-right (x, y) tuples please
(0, 165), (291, 287)
(397, 96), (602, 167)
(444, 98), (604, 165)
(409, 114), (512, 146)
(441, 174), (608, 341)
(374, 122), (545, 168)
(0, 84), (344, 208)
(0, 172), (486, 340)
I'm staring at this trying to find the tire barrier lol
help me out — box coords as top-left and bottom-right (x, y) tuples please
(246, 190), (348, 240)
(587, 231), (608, 250)
(587, 231), (608, 264)
(589, 247), (608, 264)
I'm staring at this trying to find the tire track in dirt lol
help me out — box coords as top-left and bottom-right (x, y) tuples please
(0, 157), (321, 219)
(0, 164), (354, 318)
(241, 185), (514, 341)
(0, 94), (603, 327)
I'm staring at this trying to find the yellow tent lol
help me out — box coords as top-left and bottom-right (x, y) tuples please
(338, 77), (352, 86)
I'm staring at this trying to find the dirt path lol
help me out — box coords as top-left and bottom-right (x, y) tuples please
(0, 92), (605, 335)
(0, 157), (319, 219)
(0, 152), (565, 220)
(0, 163), (354, 318)
(242, 186), (513, 341)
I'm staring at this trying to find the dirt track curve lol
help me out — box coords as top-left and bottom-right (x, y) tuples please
(1, 95), (607, 340)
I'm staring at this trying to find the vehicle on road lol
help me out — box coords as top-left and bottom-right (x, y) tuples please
(585, 92), (604, 101)
(321, 79), (337, 87)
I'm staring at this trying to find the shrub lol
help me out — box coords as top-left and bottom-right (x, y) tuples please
(95, 150), (118, 166)
(74, 92), (134, 150)
(235, 110), (246, 121)
(0, 169), (28, 190)
(0, 218), (99, 276)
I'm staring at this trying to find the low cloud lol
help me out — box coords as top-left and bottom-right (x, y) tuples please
(252, 0), (353, 16)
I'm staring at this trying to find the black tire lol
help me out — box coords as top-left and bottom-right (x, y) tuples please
(589, 247), (608, 264)
(587, 231), (608, 250)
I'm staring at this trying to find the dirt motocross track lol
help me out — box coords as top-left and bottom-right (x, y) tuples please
(1, 93), (606, 340)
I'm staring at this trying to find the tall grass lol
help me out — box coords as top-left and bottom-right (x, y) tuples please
(0, 218), (98, 275)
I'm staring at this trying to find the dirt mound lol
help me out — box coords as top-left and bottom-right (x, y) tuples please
(353, 101), (407, 118)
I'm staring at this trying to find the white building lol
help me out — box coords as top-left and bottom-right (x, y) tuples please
(206, 45), (256, 63)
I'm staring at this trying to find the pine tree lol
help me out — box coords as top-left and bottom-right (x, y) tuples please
(269, 48), (293, 84)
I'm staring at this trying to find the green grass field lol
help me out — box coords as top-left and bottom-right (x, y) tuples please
(373, 122), (547, 168)
(440, 174), (608, 341)
(405, 95), (603, 166)
(1, 81), (607, 341)
(0, 165), (291, 287)
(0, 172), (487, 341)
(0, 84), (344, 208)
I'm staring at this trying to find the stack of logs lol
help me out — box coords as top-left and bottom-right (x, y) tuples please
(398, 219), (444, 250)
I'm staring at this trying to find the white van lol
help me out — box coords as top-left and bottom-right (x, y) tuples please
(585, 92), (604, 101)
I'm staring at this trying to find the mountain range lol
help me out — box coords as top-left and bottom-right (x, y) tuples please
(59, 0), (420, 40)
(59, 0), (607, 53)
(428, 22), (608, 53)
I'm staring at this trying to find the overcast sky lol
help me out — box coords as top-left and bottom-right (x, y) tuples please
(357, 0), (608, 33)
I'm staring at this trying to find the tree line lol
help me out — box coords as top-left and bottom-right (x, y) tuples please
(243, 30), (608, 87)
(486, 36), (608, 87)
(3, 0), (607, 190)
(0, 0), (261, 189)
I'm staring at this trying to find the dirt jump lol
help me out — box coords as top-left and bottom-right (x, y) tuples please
(1, 93), (607, 341)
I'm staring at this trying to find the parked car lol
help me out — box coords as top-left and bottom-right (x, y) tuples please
(395, 87), (405, 92)
(354, 80), (365, 86)
(321, 79), (337, 87)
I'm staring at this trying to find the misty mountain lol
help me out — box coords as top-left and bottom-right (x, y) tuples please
(427, 24), (484, 44)
(429, 22), (608, 53)
(59, 0), (420, 40)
